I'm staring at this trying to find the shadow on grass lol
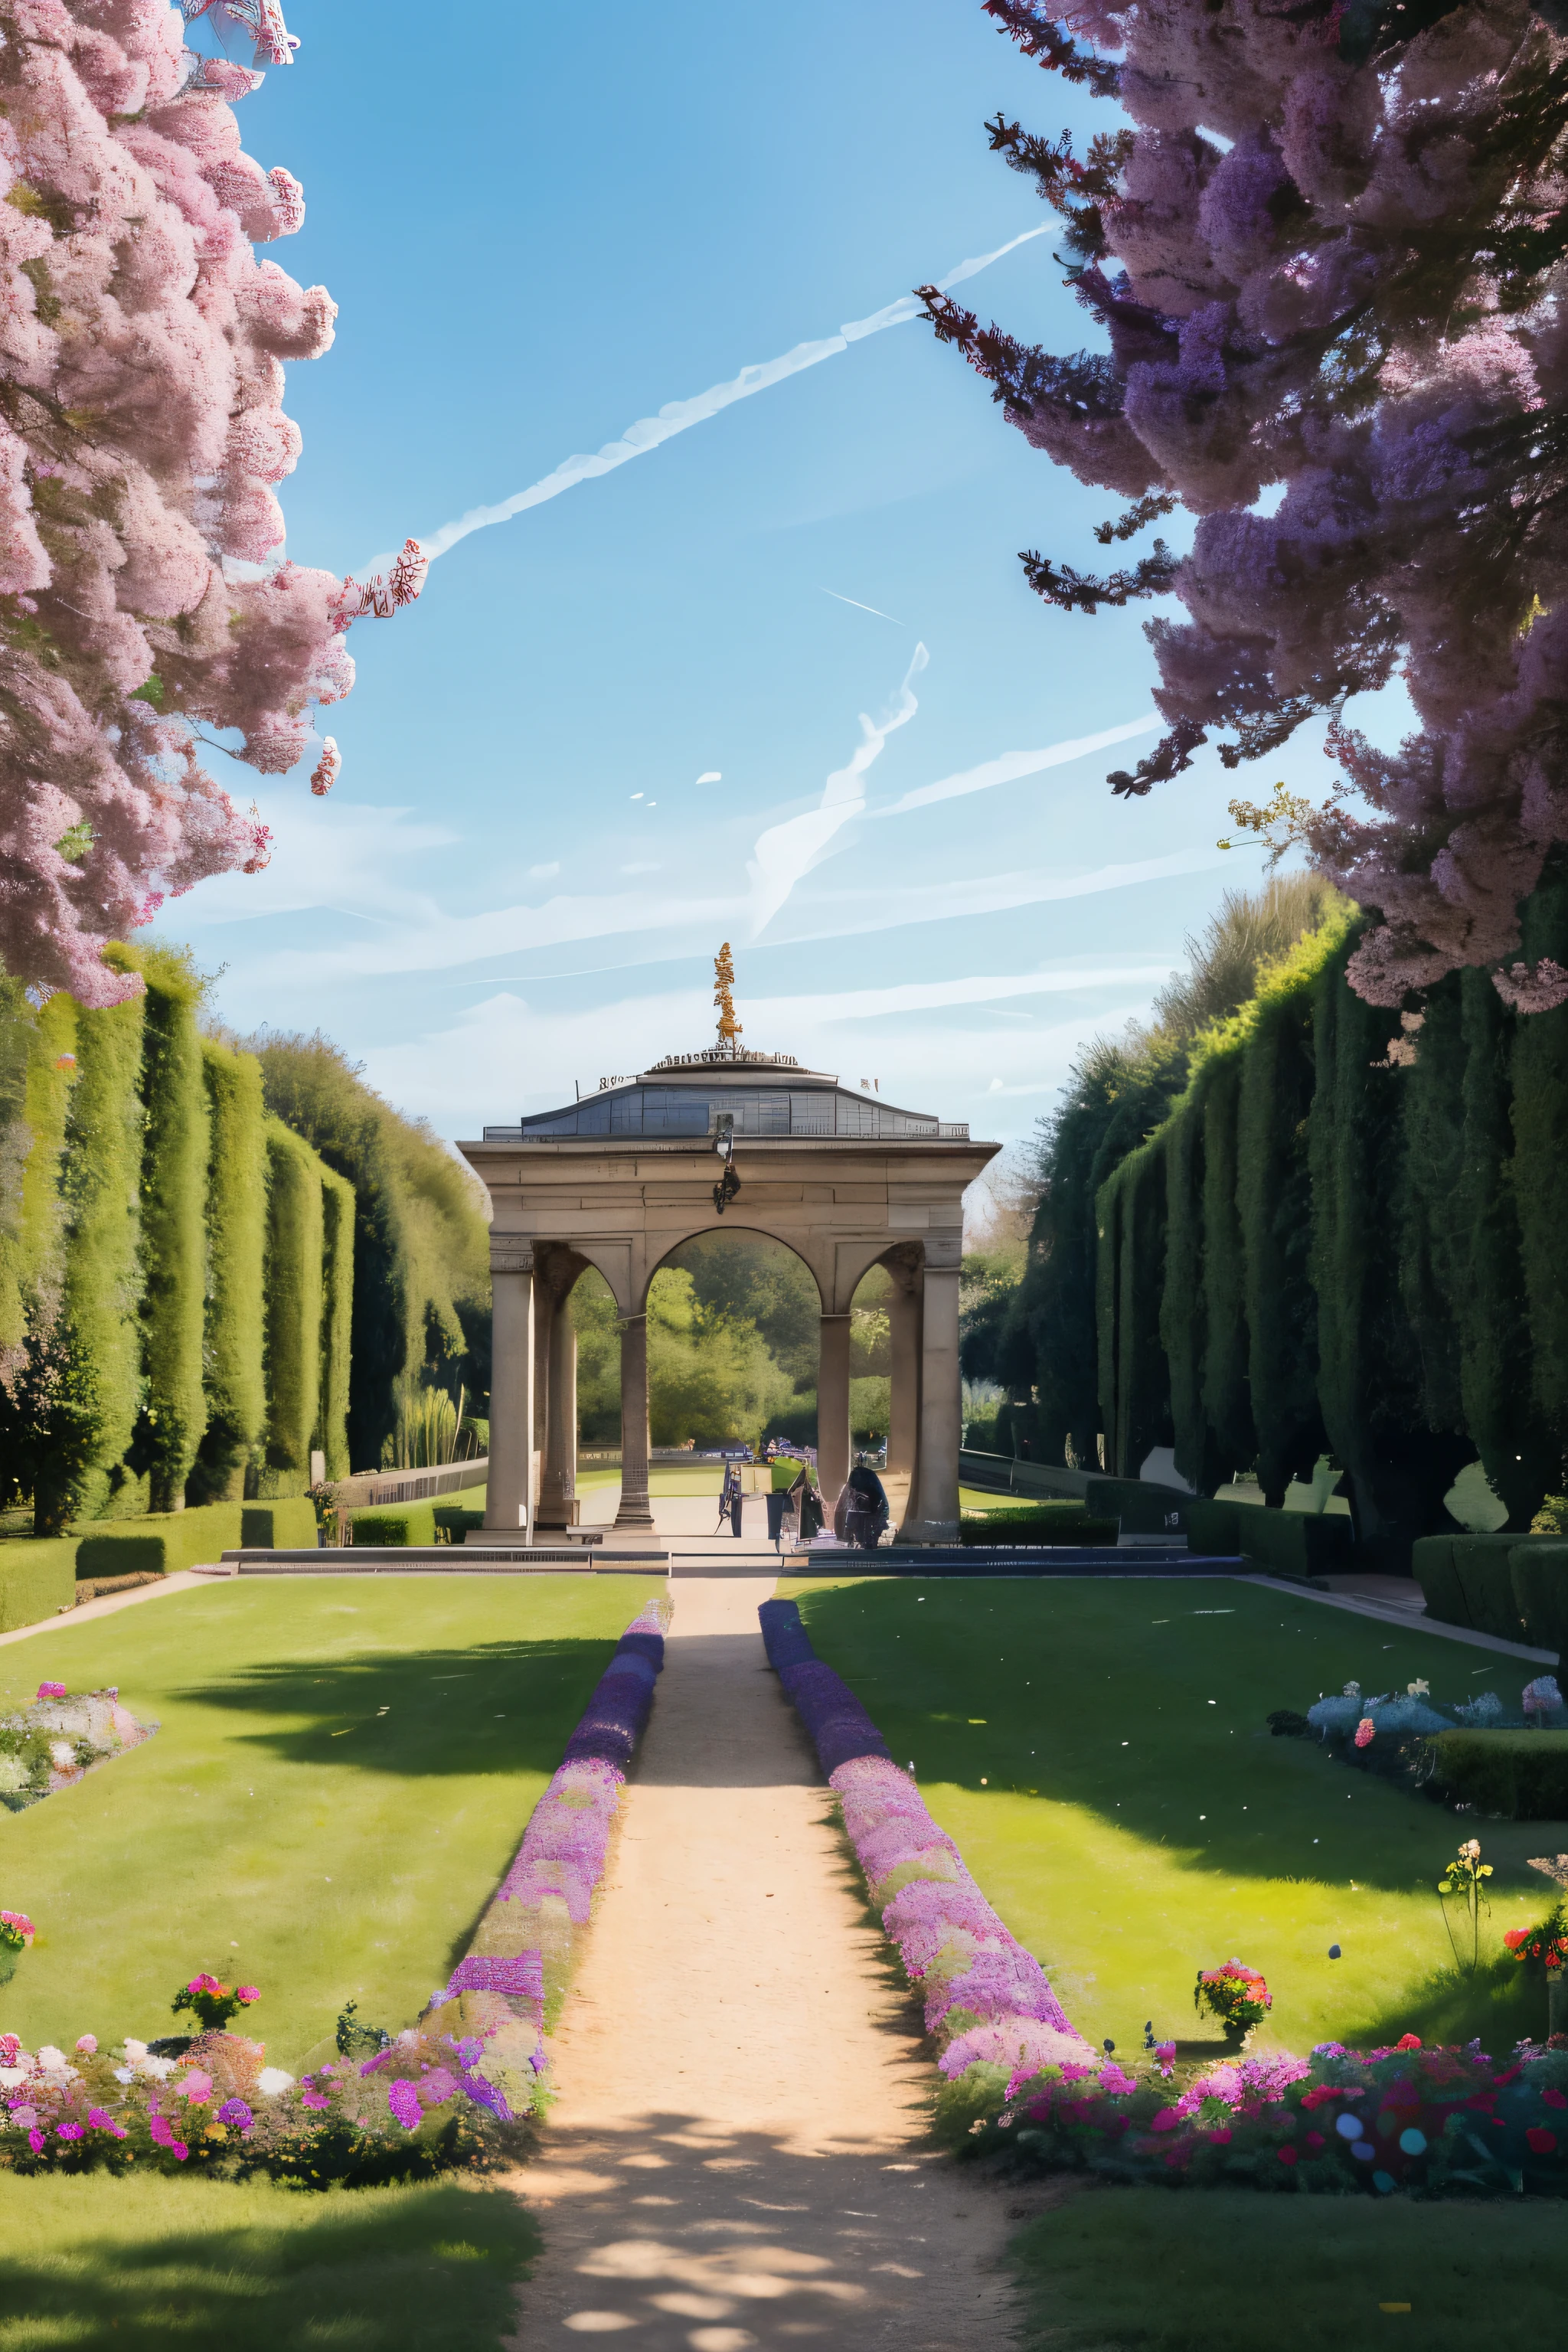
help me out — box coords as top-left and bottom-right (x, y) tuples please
(795, 1578), (1567, 1900)
(1010, 2183), (1568, 2352)
(0, 2174), (539, 2352)
(175, 1637), (621, 1779)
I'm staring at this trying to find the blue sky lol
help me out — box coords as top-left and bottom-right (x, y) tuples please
(170, 0), (1335, 1156)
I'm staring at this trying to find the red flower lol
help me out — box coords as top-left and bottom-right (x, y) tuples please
(1542, 2088), (1566, 2110)
(1277, 2145), (1298, 2165)
(1395, 2034), (1422, 2050)
(1305, 2131), (1325, 2151)
(1526, 2127), (1557, 2154)
(1504, 1929), (1527, 1953)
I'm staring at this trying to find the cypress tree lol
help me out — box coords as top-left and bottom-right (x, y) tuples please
(1509, 858), (1568, 1461)
(1159, 1098), (1207, 1488)
(1395, 973), (1467, 1445)
(263, 1116), (324, 1480)
(190, 1037), (267, 1505)
(1311, 943), (1468, 1566)
(1239, 978), (1327, 1506)
(318, 1165), (355, 1477)
(0, 985), (77, 1514)
(1454, 972), (1555, 1521)
(1095, 1169), (1121, 1475)
(1099, 1144), (1170, 1477)
(129, 946), (210, 1511)
(51, 962), (146, 1525)
(1197, 1050), (1255, 1488)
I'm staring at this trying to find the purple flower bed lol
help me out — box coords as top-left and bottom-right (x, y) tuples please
(759, 1597), (1093, 2082)
(430, 1593), (673, 2076)
(761, 1598), (1568, 2200)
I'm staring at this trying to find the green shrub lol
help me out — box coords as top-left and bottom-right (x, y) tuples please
(131, 946), (209, 1512)
(1200, 1054), (1256, 1484)
(0, 1537), (76, 1631)
(1238, 1508), (1352, 1579)
(349, 1503), (437, 1547)
(1420, 1731), (1568, 1820)
(240, 1498), (319, 1550)
(433, 1504), (486, 1543)
(1083, 1475), (1191, 1534)
(263, 1116), (323, 1478)
(958, 1508), (1118, 1547)
(1413, 1535), (1470, 1628)
(191, 1037), (266, 1505)
(74, 1501), (244, 1578)
(1510, 1543), (1568, 1660)
(1448, 1534), (1530, 1642)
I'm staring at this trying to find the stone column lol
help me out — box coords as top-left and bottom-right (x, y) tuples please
(538, 1292), (580, 1527)
(613, 1312), (654, 1530)
(906, 1251), (961, 1543)
(481, 1236), (534, 1537)
(818, 1311), (852, 1508)
(885, 1263), (921, 1478)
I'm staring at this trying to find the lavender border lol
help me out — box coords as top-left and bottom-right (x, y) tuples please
(759, 1597), (1092, 2082)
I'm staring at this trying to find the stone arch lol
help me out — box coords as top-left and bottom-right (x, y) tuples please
(637, 1220), (827, 1312)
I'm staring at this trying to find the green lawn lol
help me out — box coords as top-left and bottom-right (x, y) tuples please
(1011, 2185), (1568, 2350)
(790, 1576), (1563, 2054)
(0, 2172), (537, 2350)
(0, 1576), (658, 2066)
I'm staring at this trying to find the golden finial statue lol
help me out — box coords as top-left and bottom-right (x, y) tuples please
(714, 942), (743, 1049)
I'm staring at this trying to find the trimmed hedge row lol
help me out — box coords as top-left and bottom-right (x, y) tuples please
(0, 1539), (76, 1632)
(1421, 1730), (1568, 1819)
(958, 1506), (1119, 1547)
(1412, 1534), (1568, 1656)
(1186, 1498), (1353, 1578)
(0, 1498), (319, 1632)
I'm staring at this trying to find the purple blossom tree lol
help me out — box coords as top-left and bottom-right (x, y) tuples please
(923, 0), (1568, 1008)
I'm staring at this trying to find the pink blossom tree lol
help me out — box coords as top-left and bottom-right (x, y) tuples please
(923, 0), (1568, 1008)
(0, 1), (423, 1007)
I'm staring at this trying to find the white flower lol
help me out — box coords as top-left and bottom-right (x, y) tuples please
(1407, 1679), (1430, 1698)
(256, 2067), (294, 2097)
(122, 2040), (148, 2063)
(0, 2066), (31, 2090)
(36, 2047), (70, 2074)
(1342, 1681), (1361, 1699)
(113, 2066), (134, 2084)
(48, 1740), (75, 1770)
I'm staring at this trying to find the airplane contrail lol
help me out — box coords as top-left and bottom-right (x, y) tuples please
(398, 225), (1053, 572)
(821, 588), (906, 625)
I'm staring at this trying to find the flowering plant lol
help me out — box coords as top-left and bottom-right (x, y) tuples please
(759, 1599), (1096, 2092)
(0, 1687), (155, 1813)
(1439, 1839), (1495, 1975)
(171, 1975), (260, 2034)
(1194, 1961), (1272, 2036)
(965, 2034), (1568, 2200)
(1504, 1907), (1568, 1974)
(0, 2020), (531, 2186)
(0, 1912), (34, 1953)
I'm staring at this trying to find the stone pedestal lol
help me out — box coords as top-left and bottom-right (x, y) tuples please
(614, 1312), (654, 1530)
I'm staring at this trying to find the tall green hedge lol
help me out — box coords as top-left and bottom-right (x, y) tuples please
(1159, 1094), (1207, 1488)
(263, 1115), (324, 1479)
(0, 983), (77, 1506)
(251, 1033), (490, 1472)
(1509, 866), (1568, 1436)
(190, 1037), (267, 1504)
(128, 946), (210, 1511)
(53, 956), (146, 1527)
(318, 1162), (355, 1478)
(1240, 974), (1326, 1504)
(1198, 1054), (1255, 1485)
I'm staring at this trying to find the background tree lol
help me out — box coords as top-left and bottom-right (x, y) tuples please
(0, 0), (423, 1008)
(923, 0), (1568, 1011)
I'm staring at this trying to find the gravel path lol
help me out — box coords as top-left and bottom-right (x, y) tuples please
(508, 1575), (1018, 2350)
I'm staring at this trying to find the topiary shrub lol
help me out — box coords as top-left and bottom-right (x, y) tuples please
(240, 1499), (318, 1550)
(433, 1504), (486, 1544)
(74, 1502), (244, 1578)
(958, 1507), (1118, 1547)
(1509, 1543), (1568, 1662)
(1420, 1731), (1568, 1820)
(348, 1503), (436, 1547)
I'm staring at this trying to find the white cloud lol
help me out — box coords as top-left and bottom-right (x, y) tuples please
(374, 225), (1053, 575)
(746, 642), (929, 934)
(619, 861), (662, 874)
(696, 770), (722, 784)
(874, 714), (1161, 818)
(528, 861), (561, 880)
(175, 789), (457, 928)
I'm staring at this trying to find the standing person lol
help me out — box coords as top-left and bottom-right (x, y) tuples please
(791, 1460), (824, 1543)
(717, 1459), (744, 1539)
(836, 1464), (890, 1550)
